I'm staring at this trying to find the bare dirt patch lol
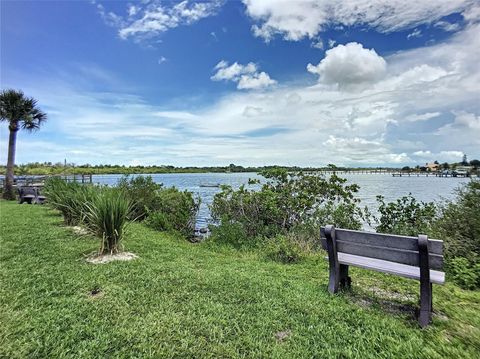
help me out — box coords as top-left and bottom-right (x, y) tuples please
(87, 287), (104, 299)
(86, 252), (138, 264)
(275, 330), (291, 342)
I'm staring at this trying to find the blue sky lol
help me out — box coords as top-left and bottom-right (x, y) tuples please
(1, 0), (479, 167)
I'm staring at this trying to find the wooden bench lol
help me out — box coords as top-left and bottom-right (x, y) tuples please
(18, 186), (46, 205)
(320, 225), (445, 327)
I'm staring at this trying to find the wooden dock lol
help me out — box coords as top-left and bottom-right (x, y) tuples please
(0, 173), (93, 188)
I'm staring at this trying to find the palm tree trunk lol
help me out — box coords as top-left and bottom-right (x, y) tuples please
(3, 127), (18, 200)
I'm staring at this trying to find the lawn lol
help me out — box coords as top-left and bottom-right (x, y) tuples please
(0, 200), (479, 358)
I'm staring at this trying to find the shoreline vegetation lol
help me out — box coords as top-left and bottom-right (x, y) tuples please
(1, 160), (479, 176)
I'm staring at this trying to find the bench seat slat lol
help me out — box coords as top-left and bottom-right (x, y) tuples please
(335, 229), (443, 255)
(337, 253), (445, 284)
(336, 240), (444, 270)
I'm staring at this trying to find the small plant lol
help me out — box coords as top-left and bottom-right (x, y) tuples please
(84, 188), (132, 254)
(375, 194), (437, 236)
(265, 235), (306, 264)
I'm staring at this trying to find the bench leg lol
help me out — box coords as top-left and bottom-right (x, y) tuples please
(328, 264), (340, 294)
(339, 264), (351, 289)
(418, 235), (432, 328)
(419, 281), (432, 328)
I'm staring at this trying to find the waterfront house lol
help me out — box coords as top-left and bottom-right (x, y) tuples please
(425, 162), (440, 172)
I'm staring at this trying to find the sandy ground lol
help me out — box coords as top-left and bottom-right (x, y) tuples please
(86, 252), (138, 264)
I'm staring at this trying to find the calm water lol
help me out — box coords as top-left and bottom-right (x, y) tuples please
(91, 173), (471, 229)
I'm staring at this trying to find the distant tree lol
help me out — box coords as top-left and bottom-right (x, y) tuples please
(402, 166), (411, 172)
(0, 89), (47, 199)
(470, 159), (480, 168)
(434, 160), (439, 164)
(442, 162), (450, 170)
(419, 166), (427, 172)
(462, 154), (468, 165)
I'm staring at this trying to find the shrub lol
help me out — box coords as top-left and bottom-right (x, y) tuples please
(375, 182), (480, 290)
(117, 175), (163, 220)
(433, 180), (480, 289)
(210, 168), (366, 247)
(447, 257), (480, 290)
(83, 188), (132, 254)
(264, 234), (306, 264)
(208, 220), (252, 249)
(375, 194), (437, 236)
(144, 187), (200, 238)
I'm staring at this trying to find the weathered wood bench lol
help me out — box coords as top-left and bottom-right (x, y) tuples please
(18, 186), (46, 204)
(320, 225), (445, 327)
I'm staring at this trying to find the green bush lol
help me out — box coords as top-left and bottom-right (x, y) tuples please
(117, 175), (163, 220)
(208, 220), (252, 249)
(210, 168), (366, 247)
(433, 180), (480, 289)
(375, 194), (437, 236)
(375, 182), (480, 289)
(264, 234), (306, 263)
(84, 188), (132, 254)
(145, 187), (200, 238)
(447, 257), (480, 290)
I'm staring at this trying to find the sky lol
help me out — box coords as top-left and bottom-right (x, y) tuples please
(1, 0), (479, 167)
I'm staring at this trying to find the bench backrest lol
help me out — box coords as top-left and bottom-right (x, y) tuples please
(19, 187), (37, 196)
(321, 227), (443, 270)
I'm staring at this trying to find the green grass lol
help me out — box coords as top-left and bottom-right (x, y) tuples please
(1, 201), (479, 358)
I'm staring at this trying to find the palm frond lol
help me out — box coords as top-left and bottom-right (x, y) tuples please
(0, 89), (47, 131)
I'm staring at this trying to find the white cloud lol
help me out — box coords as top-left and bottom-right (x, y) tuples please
(407, 28), (422, 39)
(439, 111), (480, 132)
(434, 20), (461, 32)
(307, 42), (387, 87)
(404, 112), (441, 122)
(237, 72), (277, 90)
(311, 39), (324, 49)
(462, 4), (480, 22)
(325, 135), (411, 164)
(328, 39), (336, 48)
(158, 56), (167, 64)
(211, 61), (276, 90)
(413, 150), (432, 158)
(243, 0), (474, 42)
(96, 1), (222, 41)
(128, 5), (138, 17)
(413, 150), (464, 163)
(211, 61), (257, 81)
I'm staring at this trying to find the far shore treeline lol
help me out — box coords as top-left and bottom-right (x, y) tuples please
(1, 160), (479, 176)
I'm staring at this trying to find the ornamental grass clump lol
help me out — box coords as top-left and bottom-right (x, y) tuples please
(84, 188), (132, 254)
(44, 177), (97, 225)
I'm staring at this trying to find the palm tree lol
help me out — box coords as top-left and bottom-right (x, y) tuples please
(1, 89), (47, 200)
